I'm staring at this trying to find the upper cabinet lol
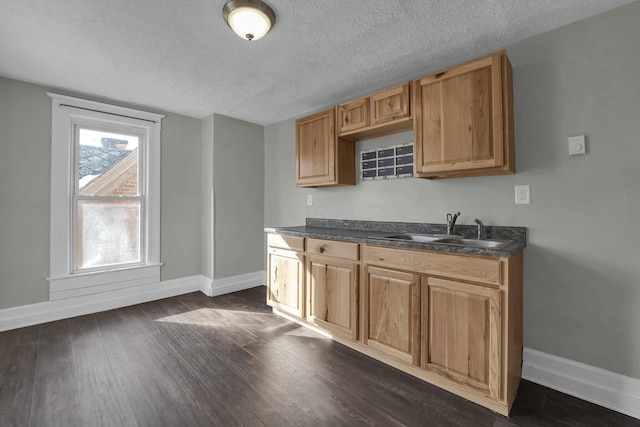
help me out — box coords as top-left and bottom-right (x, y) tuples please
(295, 50), (515, 185)
(413, 50), (515, 179)
(338, 82), (413, 141)
(338, 97), (370, 134)
(371, 83), (411, 126)
(296, 108), (355, 187)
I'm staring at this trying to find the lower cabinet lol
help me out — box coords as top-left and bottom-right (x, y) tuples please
(363, 266), (420, 365)
(306, 255), (358, 340)
(267, 247), (305, 318)
(266, 234), (523, 416)
(421, 276), (502, 399)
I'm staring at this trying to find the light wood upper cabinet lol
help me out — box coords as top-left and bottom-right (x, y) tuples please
(267, 247), (305, 318)
(296, 51), (517, 185)
(296, 108), (355, 188)
(413, 50), (515, 179)
(337, 82), (413, 141)
(371, 83), (411, 125)
(363, 266), (420, 366)
(338, 97), (370, 134)
(421, 276), (502, 399)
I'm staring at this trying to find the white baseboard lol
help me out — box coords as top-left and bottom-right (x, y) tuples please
(199, 275), (214, 297)
(201, 270), (266, 297)
(0, 275), (203, 332)
(523, 347), (640, 419)
(0, 271), (267, 332)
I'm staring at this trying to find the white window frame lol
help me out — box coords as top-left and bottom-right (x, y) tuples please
(48, 93), (164, 300)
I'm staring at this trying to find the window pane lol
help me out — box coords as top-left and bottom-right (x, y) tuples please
(77, 200), (141, 269)
(78, 129), (139, 196)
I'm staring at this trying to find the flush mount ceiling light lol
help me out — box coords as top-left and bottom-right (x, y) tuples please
(222, 0), (276, 41)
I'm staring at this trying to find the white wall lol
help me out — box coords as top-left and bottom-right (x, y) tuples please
(264, 2), (640, 380)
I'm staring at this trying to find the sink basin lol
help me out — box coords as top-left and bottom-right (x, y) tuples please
(375, 234), (512, 249)
(377, 234), (442, 243)
(436, 238), (511, 249)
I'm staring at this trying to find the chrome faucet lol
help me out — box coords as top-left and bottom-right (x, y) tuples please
(474, 218), (485, 240)
(446, 212), (460, 235)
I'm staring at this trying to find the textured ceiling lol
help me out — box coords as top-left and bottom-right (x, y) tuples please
(0, 0), (635, 125)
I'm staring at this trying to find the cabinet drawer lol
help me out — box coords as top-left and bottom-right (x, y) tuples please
(307, 238), (359, 261)
(363, 245), (501, 286)
(267, 233), (305, 252)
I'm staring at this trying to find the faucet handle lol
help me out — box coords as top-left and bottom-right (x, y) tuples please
(446, 212), (461, 235)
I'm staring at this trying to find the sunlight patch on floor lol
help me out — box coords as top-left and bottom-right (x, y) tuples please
(154, 307), (272, 326)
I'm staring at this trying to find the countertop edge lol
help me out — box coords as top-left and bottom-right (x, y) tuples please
(265, 225), (526, 258)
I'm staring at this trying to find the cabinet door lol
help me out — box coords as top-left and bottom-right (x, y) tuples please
(307, 255), (358, 340)
(338, 97), (370, 134)
(267, 248), (305, 318)
(422, 276), (502, 399)
(296, 108), (355, 187)
(296, 108), (336, 186)
(364, 266), (420, 365)
(414, 51), (511, 176)
(371, 82), (410, 125)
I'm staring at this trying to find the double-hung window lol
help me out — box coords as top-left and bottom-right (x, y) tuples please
(48, 94), (163, 300)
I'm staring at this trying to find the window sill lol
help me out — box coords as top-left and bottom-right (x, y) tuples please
(48, 263), (163, 300)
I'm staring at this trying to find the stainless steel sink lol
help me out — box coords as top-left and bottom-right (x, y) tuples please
(378, 234), (442, 243)
(375, 234), (512, 249)
(435, 238), (512, 249)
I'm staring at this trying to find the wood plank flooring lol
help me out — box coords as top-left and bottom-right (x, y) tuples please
(1, 286), (638, 426)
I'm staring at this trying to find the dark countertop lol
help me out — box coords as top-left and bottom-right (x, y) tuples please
(265, 218), (526, 258)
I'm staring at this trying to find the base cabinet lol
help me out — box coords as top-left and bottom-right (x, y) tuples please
(267, 248), (305, 319)
(421, 276), (502, 399)
(307, 255), (358, 340)
(266, 233), (523, 416)
(363, 266), (420, 365)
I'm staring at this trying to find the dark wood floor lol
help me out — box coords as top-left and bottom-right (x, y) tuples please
(0, 287), (638, 427)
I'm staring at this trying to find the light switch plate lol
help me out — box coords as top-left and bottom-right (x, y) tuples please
(568, 135), (586, 156)
(515, 185), (530, 204)
(307, 194), (313, 206)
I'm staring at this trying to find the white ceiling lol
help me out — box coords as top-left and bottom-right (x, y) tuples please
(0, 0), (635, 125)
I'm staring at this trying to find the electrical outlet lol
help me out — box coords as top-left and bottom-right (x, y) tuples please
(515, 185), (530, 204)
(307, 194), (313, 206)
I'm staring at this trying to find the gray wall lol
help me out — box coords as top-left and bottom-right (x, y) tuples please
(264, 2), (640, 379)
(212, 114), (265, 279)
(0, 78), (51, 308)
(201, 115), (214, 280)
(159, 112), (203, 281)
(0, 76), (203, 308)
